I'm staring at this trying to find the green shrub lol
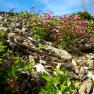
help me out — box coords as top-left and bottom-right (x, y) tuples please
(73, 11), (94, 20)
(40, 66), (79, 94)
(88, 20), (94, 33)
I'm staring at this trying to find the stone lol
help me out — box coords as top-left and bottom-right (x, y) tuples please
(46, 46), (72, 60)
(79, 79), (93, 94)
(91, 88), (94, 94)
(79, 67), (87, 79)
(28, 55), (35, 66)
(73, 66), (80, 74)
(39, 59), (47, 65)
(87, 71), (94, 80)
(86, 60), (94, 68)
(35, 63), (49, 75)
(0, 16), (3, 19)
(86, 53), (94, 59)
(71, 59), (77, 66)
(0, 27), (8, 31)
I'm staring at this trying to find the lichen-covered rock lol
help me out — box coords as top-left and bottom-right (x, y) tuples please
(46, 46), (72, 60)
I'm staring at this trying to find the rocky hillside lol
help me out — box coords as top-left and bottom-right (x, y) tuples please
(0, 12), (94, 94)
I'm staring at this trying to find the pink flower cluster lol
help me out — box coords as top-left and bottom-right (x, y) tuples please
(42, 11), (54, 25)
(30, 6), (88, 42)
(47, 15), (88, 42)
(60, 15), (88, 37)
(47, 26), (62, 41)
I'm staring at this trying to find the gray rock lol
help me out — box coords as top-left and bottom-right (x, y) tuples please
(87, 71), (94, 80)
(79, 79), (93, 94)
(35, 63), (49, 75)
(39, 59), (47, 65)
(79, 67), (87, 79)
(46, 46), (72, 60)
(86, 60), (94, 68)
(86, 53), (94, 59)
(0, 27), (8, 31)
(71, 59), (77, 66)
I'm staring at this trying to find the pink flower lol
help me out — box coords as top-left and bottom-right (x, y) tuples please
(73, 15), (81, 20)
(81, 20), (88, 27)
(42, 19), (49, 25)
(50, 28), (62, 41)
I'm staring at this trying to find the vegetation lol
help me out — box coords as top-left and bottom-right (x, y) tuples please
(0, 10), (94, 94)
(73, 11), (94, 20)
(40, 66), (79, 94)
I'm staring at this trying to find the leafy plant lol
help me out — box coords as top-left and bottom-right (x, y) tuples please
(6, 58), (22, 78)
(0, 31), (7, 55)
(40, 65), (79, 94)
(38, 43), (48, 49)
(73, 11), (94, 20)
(88, 20), (94, 34)
(0, 41), (6, 54)
(0, 57), (34, 80)
(6, 57), (34, 79)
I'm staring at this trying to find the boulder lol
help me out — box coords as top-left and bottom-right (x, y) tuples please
(79, 79), (93, 94)
(45, 46), (72, 60)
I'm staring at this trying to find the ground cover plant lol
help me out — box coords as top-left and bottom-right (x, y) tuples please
(0, 9), (94, 94)
(40, 65), (79, 94)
